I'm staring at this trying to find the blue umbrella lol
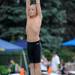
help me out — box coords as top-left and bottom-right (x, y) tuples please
(63, 39), (75, 46)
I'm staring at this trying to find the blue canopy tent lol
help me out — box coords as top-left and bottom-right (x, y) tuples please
(15, 39), (27, 49)
(63, 39), (75, 46)
(0, 39), (29, 75)
(0, 39), (23, 52)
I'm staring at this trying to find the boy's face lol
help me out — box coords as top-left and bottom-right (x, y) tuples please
(29, 4), (37, 17)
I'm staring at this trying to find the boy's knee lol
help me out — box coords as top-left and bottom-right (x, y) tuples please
(29, 64), (34, 68)
(34, 63), (40, 69)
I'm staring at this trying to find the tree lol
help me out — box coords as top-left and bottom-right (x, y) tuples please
(41, 0), (67, 50)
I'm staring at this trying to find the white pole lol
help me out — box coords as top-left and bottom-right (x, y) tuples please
(22, 50), (29, 75)
(20, 54), (22, 67)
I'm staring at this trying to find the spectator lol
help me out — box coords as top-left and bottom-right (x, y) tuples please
(20, 66), (25, 75)
(51, 51), (60, 73)
(9, 60), (20, 74)
(60, 59), (66, 74)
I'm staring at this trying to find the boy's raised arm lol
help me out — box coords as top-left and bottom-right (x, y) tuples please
(36, 0), (42, 17)
(26, 0), (31, 18)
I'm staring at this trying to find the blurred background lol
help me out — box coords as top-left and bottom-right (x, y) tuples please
(0, 0), (75, 74)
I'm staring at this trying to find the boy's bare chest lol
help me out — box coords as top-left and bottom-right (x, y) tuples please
(28, 17), (41, 25)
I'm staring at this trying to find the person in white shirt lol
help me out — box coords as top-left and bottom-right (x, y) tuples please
(51, 51), (60, 73)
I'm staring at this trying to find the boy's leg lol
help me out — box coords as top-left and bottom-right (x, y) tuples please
(34, 63), (41, 75)
(34, 42), (41, 75)
(29, 63), (35, 75)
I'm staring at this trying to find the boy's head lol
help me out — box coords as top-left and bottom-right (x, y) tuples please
(29, 4), (37, 17)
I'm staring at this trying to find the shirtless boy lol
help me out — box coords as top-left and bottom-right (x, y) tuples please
(26, 0), (42, 75)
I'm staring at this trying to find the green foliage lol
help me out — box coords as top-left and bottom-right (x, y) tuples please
(0, 65), (9, 74)
(41, 27), (64, 50)
(40, 0), (67, 50)
(59, 48), (75, 62)
(43, 49), (52, 61)
(0, 6), (25, 22)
